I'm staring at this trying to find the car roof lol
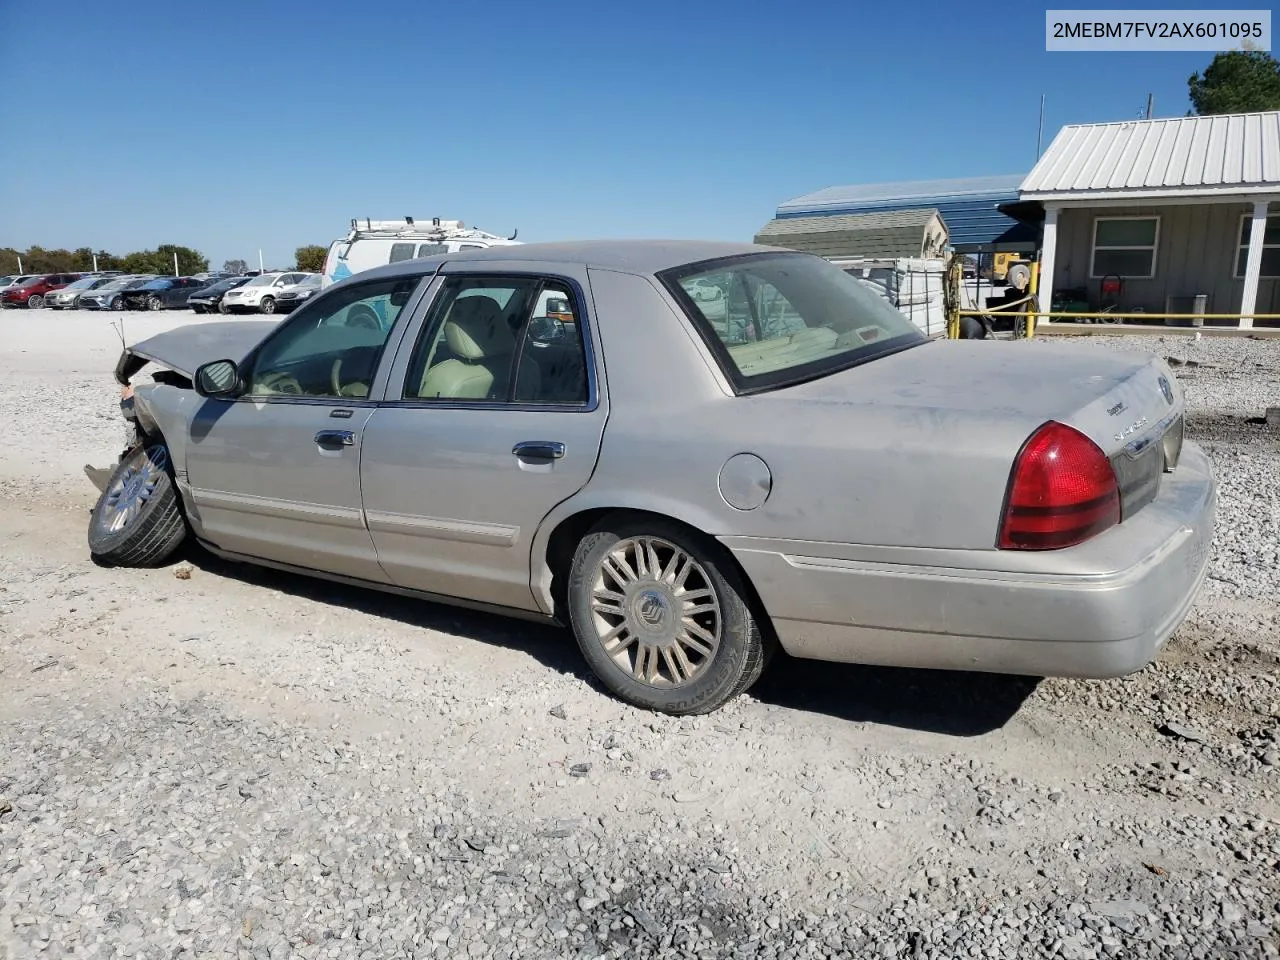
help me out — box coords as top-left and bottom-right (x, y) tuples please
(353, 239), (791, 284)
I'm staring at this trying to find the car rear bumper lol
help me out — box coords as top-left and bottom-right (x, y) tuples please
(723, 442), (1217, 679)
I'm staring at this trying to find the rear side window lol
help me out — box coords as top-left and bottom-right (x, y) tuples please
(389, 243), (416, 263)
(417, 243), (447, 257)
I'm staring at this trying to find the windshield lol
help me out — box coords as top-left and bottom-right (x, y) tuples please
(142, 279), (172, 289)
(245, 274), (278, 287)
(297, 275), (322, 289)
(65, 277), (99, 290)
(660, 253), (926, 392)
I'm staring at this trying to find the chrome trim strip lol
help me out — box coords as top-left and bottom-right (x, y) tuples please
(191, 489), (365, 529)
(364, 510), (518, 546)
(774, 529), (1190, 589)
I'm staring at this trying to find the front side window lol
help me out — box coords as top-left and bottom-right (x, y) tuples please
(403, 276), (589, 404)
(659, 253), (924, 393)
(1234, 213), (1280, 278)
(1090, 217), (1158, 278)
(245, 275), (422, 399)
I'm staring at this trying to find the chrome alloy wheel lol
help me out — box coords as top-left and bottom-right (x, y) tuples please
(589, 536), (722, 687)
(97, 447), (168, 535)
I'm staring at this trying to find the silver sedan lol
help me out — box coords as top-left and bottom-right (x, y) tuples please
(90, 241), (1216, 714)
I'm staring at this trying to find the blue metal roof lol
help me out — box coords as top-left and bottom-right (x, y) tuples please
(775, 174), (1035, 250)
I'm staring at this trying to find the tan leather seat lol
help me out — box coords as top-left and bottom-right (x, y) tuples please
(418, 295), (541, 400)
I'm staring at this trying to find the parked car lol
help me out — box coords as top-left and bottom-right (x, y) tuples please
(219, 271), (311, 314)
(272, 274), (322, 313)
(79, 276), (156, 310)
(0, 274), (38, 291)
(0, 272), (82, 308)
(46, 275), (121, 309)
(188, 276), (252, 314)
(90, 240), (1216, 716)
(121, 277), (212, 311)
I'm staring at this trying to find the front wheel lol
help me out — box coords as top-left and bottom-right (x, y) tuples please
(109, 295), (123, 310)
(88, 443), (187, 567)
(218, 301), (230, 314)
(567, 517), (770, 715)
(259, 296), (276, 314)
(27, 294), (44, 309)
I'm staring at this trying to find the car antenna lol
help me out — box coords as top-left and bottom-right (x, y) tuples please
(508, 227), (519, 240)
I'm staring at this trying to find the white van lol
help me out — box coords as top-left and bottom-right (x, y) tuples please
(322, 218), (522, 287)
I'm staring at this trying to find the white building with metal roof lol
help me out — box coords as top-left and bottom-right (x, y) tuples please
(1021, 111), (1280, 327)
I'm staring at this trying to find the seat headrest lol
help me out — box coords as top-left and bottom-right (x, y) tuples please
(443, 295), (512, 360)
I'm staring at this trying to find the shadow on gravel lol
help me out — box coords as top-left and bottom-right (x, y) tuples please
(183, 544), (586, 674)
(182, 543), (1039, 736)
(749, 656), (1040, 737)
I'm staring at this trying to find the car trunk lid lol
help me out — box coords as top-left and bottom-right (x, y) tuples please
(774, 338), (1184, 520)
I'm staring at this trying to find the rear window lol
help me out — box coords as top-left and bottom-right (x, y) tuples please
(658, 253), (925, 394)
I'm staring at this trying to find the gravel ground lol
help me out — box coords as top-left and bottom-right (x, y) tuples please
(2, 312), (1279, 959)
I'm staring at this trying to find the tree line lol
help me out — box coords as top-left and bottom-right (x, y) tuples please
(0, 244), (210, 278)
(0, 243), (333, 277)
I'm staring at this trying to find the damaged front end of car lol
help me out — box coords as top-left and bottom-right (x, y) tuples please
(85, 320), (275, 492)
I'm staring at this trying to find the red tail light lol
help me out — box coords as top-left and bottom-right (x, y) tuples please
(998, 421), (1120, 550)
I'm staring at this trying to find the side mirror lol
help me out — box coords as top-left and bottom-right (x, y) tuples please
(194, 359), (241, 398)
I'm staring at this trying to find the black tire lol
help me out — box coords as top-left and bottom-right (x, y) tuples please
(567, 515), (769, 715)
(27, 294), (43, 309)
(88, 443), (187, 567)
(146, 296), (164, 311)
(109, 295), (123, 310)
(260, 296), (276, 314)
(218, 301), (230, 314)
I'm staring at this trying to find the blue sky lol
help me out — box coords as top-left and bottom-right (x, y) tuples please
(0, 0), (1216, 268)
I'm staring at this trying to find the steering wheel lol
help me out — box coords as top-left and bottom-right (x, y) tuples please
(330, 357), (369, 398)
(255, 371), (303, 395)
(346, 303), (381, 330)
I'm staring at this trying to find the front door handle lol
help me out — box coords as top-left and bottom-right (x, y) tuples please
(513, 440), (565, 461)
(315, 429), (355, 448)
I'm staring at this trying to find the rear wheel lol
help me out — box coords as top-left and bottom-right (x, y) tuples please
(567, 516), (769, 715)
(260, 296), (276, 314)
(27, 294), (44, 309)
(146, 296), (164, 311)
(88, 443), (187, 567)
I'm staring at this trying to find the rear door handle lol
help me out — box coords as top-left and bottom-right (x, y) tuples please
(315, 429), (355, 448)
(512, 440), (565, 461)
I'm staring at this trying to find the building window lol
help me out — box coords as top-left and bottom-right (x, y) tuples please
(1234, 213), (1280, 278)
(1090, 217), (1158, 279)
